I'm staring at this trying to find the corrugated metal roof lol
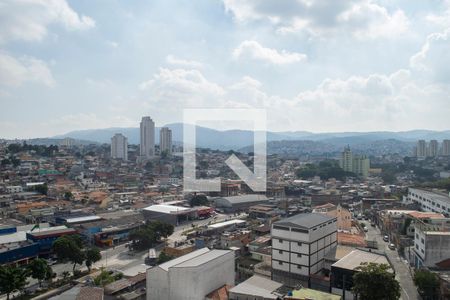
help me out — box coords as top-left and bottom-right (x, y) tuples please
(221, 194), (268, 204)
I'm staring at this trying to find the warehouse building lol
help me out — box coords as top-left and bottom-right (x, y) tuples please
(215, 194), (269, 213)
(142, 204), (197, 225)
(147, 247), (235, 300)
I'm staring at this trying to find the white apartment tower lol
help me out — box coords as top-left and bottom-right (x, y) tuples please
(339, 146), (352, 173)
(159, 127), (172, 156)
(111, 133), (128, 160)
(271, 213), (337, 287)
(140, 116), (155, 158)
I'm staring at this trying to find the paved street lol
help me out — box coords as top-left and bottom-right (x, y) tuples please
(364, 220), (419, 300)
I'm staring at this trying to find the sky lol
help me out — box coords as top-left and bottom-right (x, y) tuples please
(1, 0), (450, 139)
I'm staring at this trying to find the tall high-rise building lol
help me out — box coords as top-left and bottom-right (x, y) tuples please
(428, 140), (439, 157)
(339, 146), (352, 173)
(111, 133), (128, 160)
(416, 140), (427, 157)
(353, 155), (370, 177)
(442, 140), (450, 156)
(140, 116), (155, 158)
(339, 146), (370, 177)
(159, 127), (172, 156)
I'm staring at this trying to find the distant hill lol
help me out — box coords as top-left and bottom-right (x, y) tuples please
(239, 138), (416, 157)
(52, 124), (450, 152)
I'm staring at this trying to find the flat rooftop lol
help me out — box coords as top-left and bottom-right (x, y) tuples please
(208, 219), (246, 229)
(143, 204), (192, 214)
(65, 215), (102, 224)
(274, 213), (335, 230)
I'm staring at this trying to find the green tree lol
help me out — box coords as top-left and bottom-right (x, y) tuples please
(94, 268), (116, 286)
(63, 191), (73, 200)
(0, 265), (28, 300)
(85, 247), (102, 272)
(129, 221), (174, 251)
(160, 150), (169, 159)
(352, 263), (400, 300)
(34, 183), (48, 195)
(414, 269), (440, 299)
(53, 235), (85, 274)
(27, 258), (52, 287)
(189, 194), (208, 207)
(157, 252), (175, 264)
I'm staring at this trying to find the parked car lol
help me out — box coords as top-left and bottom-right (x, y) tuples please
(388, 243), (396, 250)
(364, 227), (368, 232)
(383, 235), (389, 242)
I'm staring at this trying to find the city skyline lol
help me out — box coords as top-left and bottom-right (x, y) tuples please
(1, 1), (450, 139)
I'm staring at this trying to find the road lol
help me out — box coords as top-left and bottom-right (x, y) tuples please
(364, 220), (419, 300)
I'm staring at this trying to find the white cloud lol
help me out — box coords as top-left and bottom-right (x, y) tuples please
(0, 0), (95, 43)
(166, 55), (204, 69)
(223, 0), (409, 39)
(106, 41), (119, 48)
(0, 52), (55, 87)
(232, 40), (307, 64)
(136, 64), (450, 132)
(410, 29), (450, 83)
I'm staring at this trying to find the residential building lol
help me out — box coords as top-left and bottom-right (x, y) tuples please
(140, 116), (155, 158)
(429, 140), (439, 157)
(271, 213), (337, 287)
(339, 146), (352, 173)
(146, 248), (234, 300)
(417, 140), (427, 157)
(413, 218), (450, 268)
(339, 146), (370, 177)
(111, 133), (128, 160)
(159, 127), (172, 156)
(352, 155), (370, 177)
(406, 188), (450, 215)
(443, 139), (450, 156)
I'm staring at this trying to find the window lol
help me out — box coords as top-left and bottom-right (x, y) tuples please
(297, 265), (302, 269)
(278, 261), (283, 265)
(279, 250), (283, 254)
(292, 228), (308, 233)
(416, 244), (419, 250)
(279, 239), (283, 243)
(416, 233), (419, 239)
(297, 242), (302, 246)
(274, 225), (289, 231)
(297, 253), (302, 258)
(421, 238), (425, 244)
